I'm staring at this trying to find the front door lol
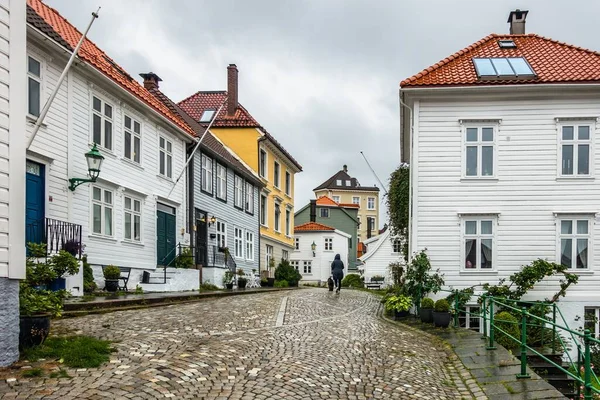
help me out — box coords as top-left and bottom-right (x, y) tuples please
(156, 203), (176, 266)
(26, 160), (45, 246)
(195, 209), (208, 265)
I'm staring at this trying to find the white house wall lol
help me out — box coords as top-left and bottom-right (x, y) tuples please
(291, 231), (349, 283)
(360, 232), (403, 283)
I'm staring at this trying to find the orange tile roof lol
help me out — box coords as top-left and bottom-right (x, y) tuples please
(401, 34), (600, 88)
(294, 222), (335, 232)
(339, 202), (359, 209)
(315, 196), (360, 209)
(27, 0), (195, 137)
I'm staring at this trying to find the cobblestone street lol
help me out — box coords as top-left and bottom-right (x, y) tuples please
(1, 289), (464, 399)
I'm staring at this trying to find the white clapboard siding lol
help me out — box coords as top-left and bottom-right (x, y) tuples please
(359, 230), (404, 283)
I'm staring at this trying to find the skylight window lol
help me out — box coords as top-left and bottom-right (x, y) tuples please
(498, 40), (517, 49)
(472, 57), (535, 80)
(199, 109), (216, 123)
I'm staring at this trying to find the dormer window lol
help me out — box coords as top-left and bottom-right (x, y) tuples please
(336, 179), (342, 185)
(200, 109), (216, 123)
(498, 39), (517, 49)
(473, 57), (535, 80)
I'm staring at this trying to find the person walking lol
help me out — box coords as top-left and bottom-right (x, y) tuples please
(331, 254), (344, 294)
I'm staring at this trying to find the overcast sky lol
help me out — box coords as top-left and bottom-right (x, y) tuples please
(47, 0), (600, 228)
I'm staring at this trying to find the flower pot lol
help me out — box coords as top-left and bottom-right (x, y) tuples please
(225, 283), (234, 290)
(433, 311), (452, 328)
(394, 310), (410, 320)
(237, 279), (247, 289)
(104, 279), (119, 292)
(19, 314), (51, 349)
(267, 278), (275, 287)
(420, 308), (433, 323)
(49, 278), (66, 291)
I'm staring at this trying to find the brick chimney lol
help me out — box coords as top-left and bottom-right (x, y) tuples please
(507, 9), (528, 35)
(227, 64), (238, 117)
(343, 164), (348, 173)
(139, 72), (162, 90)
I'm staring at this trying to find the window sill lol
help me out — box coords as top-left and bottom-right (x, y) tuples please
(459, 270), (498, 275)
(157, 174), (174, 183)
(99, 149), (117, 159)
(260, 223), (269, 229)
(88, 235), (117, 243)
(460, 178), (499, 182)
(26, 114), (47, 128)
(121, 158), (144, 171)
(122, 240), (144, 247)
(556, 176), (595, 181)
(568, 269), (594, 275)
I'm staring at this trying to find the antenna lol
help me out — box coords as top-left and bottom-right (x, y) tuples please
(360, 151), (388, 196)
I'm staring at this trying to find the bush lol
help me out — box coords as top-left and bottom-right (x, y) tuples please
(421, 297), (434, 309)
(199, 282), (219, 291)
(50, 250), (79, 277)
(384, 295), (412, 312)
(274, 260), (301, 287)
(82, 256), (97, 293)
(19, 284), (66, 317)
(274, 280), (289, 288)
(341, 274), (364, 288)
(174, 247), (194, 269)
(494, 311), (521, 350)
(103, 265), (121, 280)
(434, 299), (450, 312)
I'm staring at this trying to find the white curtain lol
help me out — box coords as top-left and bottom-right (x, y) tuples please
(577, 239), (588, 268)
(481, 240), (493, 268)
(561, 239), (571, 267)
(464, 239), (475, 268)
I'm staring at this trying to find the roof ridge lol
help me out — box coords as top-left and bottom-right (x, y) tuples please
(532, 33), (600, 57)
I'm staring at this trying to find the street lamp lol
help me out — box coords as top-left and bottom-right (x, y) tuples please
(311, 241), (316, 257)
(68, 143), (104, 191)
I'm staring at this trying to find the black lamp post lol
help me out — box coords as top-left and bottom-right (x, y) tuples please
(311, 241), (316, 257)
(68, 143), (104, 191)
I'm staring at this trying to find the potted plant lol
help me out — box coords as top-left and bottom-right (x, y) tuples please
(433, 298), (452, 328)
(19, 285), (65, 348)
(237, 268), (247, 289)
(103, 265), (121, 292)
(260, 278), (268, 287)
(267, 257), (276, 287)
(223, 270), (235, 289)
(420, 297), (434, 323)
(49, 250), (79, 291)
(384, 294), (412, 320)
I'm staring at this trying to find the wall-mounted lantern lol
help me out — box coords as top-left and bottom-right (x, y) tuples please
(311, 241), (316, 257)
(68, 143), (104, 191)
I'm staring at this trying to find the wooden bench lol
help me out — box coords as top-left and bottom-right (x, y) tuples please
(101, 265), (132, 291)
(365, 276), (385, 290)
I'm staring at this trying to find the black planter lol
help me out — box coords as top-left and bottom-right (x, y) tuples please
(267, 278), (275, 287)
(104, 279), (119, 292)
(225, 283), (234, 290)
(49, 278), (66, 291)
(420, 308), (434, 323)
(19, 315), (50, 349)
(237, 279), (247, 289)
(433, 311), (452, 328)
(394, 310), (410, 320)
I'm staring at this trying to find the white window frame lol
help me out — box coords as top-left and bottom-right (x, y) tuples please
(458, 305), (482, 333)
(285, 171), (291, 196)
(274, 161), (281, 188)
(332, 195), (341, 203)
(461, 216), (496, 271)
(320, 208), (330, 218)
(584, 307), (600, 338)
(336, 179), (342, 185)
(367, 216), (376, 232)
(294, 237), (300, 251)
(123, 195), (142, 242)
(291, 260), (299, 271)
(92, 95), (114, 151)
(123, 114), (142, 164)
(260, 194), (268, 227)
(216, 163), (227, 201)
(556, 215), (592, 270)
(303, 260), (312, 274)
(201, 154), (213, 193)
(324, 237), (333, 251)
(462, 124), (497, 179)
(245, 231), (254, 261)
(274, 202), (281, 232)
(91, 185), (114, 237)
(259, 148), (267, 178)
(27, 55), (42, 118)
(285, 209), (291, 236)
(352, 196), (360, 205)
(234, 175), (244, 209)
(266, 245), (273, 268)
(159, 136), (173, 179)
(367, 197), (376, 210)
(234, 227), (244, 259)
(216, 221), (227, 249)
(392, 238), (402, 254)
(245, 181), (254, 214)
(558, 122), (593, 177)
(282, 250), (289, 261)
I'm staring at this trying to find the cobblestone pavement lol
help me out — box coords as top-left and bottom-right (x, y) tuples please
(2, 289), (466, 399)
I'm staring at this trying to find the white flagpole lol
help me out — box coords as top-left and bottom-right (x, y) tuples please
(27, 7), (100, 149)
(166, 98), (228, 199)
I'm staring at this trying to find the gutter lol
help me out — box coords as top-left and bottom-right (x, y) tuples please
(400, 82), (600, 96)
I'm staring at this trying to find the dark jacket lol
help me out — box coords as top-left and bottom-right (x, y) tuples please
(331, 254), (344, 279)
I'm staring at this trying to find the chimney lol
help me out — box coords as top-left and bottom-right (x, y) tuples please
(310, 200), (317, 223)
(507, 9), (528, 35)
(343, 164), (348, 173)
(227, 64), (238, 117)
(139, 72), (162, 91)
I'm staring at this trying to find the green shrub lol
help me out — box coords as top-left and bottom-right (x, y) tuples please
(174, 247), (194, 269)
(26, 259), (57, 287)
(274, 280), (289, 288)
(434, 299), (450, 312)
(274, 260), (301, 287)
(341, 274), (364, 288)
(19, 285), (66, 317)
(82, 255), (97, 293)
(494, 311), (521, 350)
(421, 297), (434, 309)
(103, 265), (121, 280)
(384, 295), (412, 312)
(199, 282), (219, 291)
(50, 250), (79, 277)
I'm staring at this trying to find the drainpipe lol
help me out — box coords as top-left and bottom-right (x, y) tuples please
(398, 89), (414, 256)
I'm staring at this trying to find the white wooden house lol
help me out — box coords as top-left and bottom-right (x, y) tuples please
(400, 10), (600, 346)
(290, 222), (350, 285)
(358, 228), (403, 285)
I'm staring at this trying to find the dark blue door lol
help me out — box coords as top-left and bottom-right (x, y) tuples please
(157, 203), (176, 266)
(26, 160), (45, 246)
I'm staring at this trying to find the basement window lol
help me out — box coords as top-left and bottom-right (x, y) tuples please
(200, 109), (216, 123)
(498, 40), (517, 49)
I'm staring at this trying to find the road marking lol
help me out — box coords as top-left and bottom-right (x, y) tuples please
(275, 296), (288, 327)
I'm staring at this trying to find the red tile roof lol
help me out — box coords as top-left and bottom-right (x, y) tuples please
(294, 222), (335, 232)
(315, 196), (360, 209)
(401, 34), (600, 88)
(27, 0), (195, 137)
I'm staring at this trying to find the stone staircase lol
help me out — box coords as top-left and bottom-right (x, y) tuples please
(138, 267), (200, 292)
(521, 350), (576, 398)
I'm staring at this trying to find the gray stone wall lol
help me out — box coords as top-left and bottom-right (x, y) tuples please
(0, 277), (19, 366)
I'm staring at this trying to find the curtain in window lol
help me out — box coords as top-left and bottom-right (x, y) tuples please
(561, 239), (572, 267)
(577, 239), (588, 268)
(464, 239), (475, 268)
(481, 239), (492, 268)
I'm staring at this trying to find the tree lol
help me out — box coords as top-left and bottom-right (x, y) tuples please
(386, 164), (410, 261)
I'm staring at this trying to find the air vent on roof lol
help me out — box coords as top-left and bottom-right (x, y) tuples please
(102, 55), (133, 81)
(498, 39), (516, 49)
(472, 57), (536, 80)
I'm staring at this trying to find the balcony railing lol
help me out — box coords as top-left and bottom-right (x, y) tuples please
(26, 218), (83, 259)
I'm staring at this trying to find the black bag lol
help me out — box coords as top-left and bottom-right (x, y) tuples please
(327, 276), (334, 291)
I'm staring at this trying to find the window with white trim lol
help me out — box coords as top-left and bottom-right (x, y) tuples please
(324, 237), (333, 251)
(245, 181), (254, 214)
(459, 306), (482, 332)
(28, 56), (41, 117)
(463, 217), (495, 270)
(282, 250), (289, 261)
(367, 217), (376, 232)
(234, 175), (244, 209)
(584, 307), (600, 338)
(266, 245), (273, 268)
(216, 164), (226, 200)
(290, 260), (299, 271)
(124, 115), (141, 164)
(124, 195), (141, 242)
(303, 260), (312, 274)
(259, 149), (267, 178)
(159, 136), (172, 178)
(560, 124), (591, 176)
(234, 227), (244, 258)
(285, 171), (291, 196)
(260, 194), (267, 226)
(201, 154), (213, 193)
(216, 221), (227, 248)
(336, 179), (342, 185)
(294, 237), (300, 250)
(392, 238), (402, 253)
(464, 126), (495, 177)
(92, 96), (113, 150)
(91, 186), (113, 236)
(245, 231), (254, 261)
(320, 208), (329, 218)
(559, 217), (591, 269)
(274, 202), (281, 232)
(367, 197), (376, 210)
(333, 195), (341, 203)
(352, 196), (360, 205)
(285, 209), (291, 236)
(274, 161), (280, 188)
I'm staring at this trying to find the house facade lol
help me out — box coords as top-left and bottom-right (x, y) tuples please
(358, 228), (403, 285)
(314, 164), (380, 241)
(26, 0), (195, 287)
(401, 10), (600, 341)
(0, 0), (26, 367)
(291, 222), (350, 285)
(178, 65), (302, 273)
(295, 197), (359, 271)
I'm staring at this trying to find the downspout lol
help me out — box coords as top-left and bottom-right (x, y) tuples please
(398, 89), (414, 259)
